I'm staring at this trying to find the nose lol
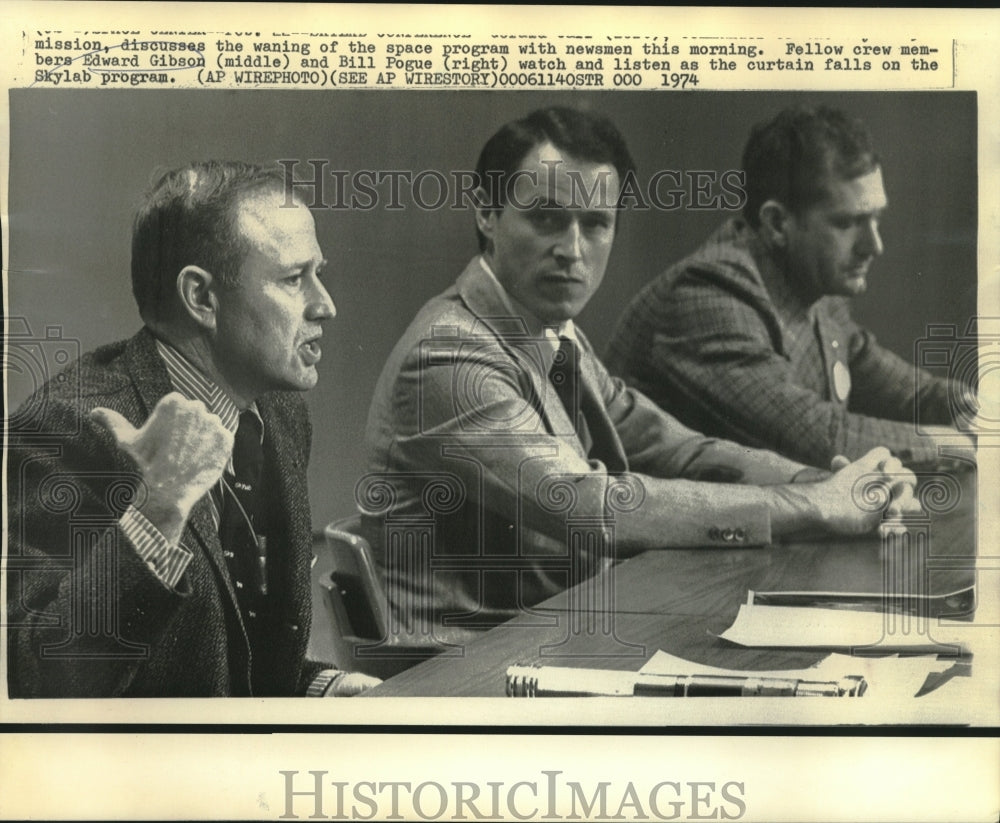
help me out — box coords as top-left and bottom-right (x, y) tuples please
(307, 275), (337, 321)
(857, 218), (884, 258)
(553, 219), (583, 263)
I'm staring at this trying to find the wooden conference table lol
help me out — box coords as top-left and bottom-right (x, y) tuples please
(366, 469), (978, 698)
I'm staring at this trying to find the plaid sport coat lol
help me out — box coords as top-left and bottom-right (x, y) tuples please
(606, 218), (963, 468)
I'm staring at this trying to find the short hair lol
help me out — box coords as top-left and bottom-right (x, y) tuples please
(474, 106), (636, 251)
(130, 160), (288, 323)
(741, 106), (880, 227)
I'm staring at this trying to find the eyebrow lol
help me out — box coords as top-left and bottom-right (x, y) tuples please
(530, 196), (564, 209)
(829, 203), (887, 218)
(531, 196), (616, 213)
(287, 257), (328, 276)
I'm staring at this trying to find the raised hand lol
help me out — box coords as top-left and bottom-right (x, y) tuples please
(92, 392), (233, 544)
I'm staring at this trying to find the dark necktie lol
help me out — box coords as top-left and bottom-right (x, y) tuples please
(550, 336), (594, 457)
(549, 336), (625, 472)
(219, 410), (267, 600)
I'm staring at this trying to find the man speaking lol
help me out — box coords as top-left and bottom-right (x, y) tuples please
(7, 161), (377, 697)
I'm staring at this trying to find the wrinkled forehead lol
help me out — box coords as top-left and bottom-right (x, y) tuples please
(233, 189), (319, 266)
(813, 166), (887, 214)
(236, 189), (312, 240)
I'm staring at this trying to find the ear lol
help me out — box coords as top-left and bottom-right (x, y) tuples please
(176, 265), (219, 331)
(758, 199), (793, 250)
(474, 187), (499, 247)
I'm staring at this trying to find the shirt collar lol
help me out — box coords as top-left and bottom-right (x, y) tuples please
(743, 222), (817, 322)
(476, 256), (579, 352)
(153, 337), (260, 437)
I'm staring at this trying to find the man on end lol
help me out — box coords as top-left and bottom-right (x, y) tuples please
(8, 161), (379, 697)
(607, 105), (976, 469)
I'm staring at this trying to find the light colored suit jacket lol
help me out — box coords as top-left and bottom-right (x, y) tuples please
(363, 258), (806, 633)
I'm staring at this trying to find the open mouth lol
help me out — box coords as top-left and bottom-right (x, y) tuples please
(301, 338), (322, 363)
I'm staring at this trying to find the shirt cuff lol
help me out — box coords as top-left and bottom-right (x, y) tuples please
(306, 669), (345, 697)
(120, 505), (193, 591)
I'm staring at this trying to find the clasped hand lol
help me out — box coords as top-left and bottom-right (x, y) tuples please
(817, 447), (921, 537)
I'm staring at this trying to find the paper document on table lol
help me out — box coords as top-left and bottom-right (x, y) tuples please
(750, 585), (975, 618)
(640, 649), (820, 679)
(641, 650), (960, 698)
(717, 602), (970, 654)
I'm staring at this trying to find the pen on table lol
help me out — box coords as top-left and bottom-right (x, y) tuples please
(505, 664), (867, 697)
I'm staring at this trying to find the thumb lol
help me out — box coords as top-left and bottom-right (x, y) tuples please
(90, 407), (139, 448)
(829, 454), (851, 472)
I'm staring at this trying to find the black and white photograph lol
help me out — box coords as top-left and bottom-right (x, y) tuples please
(2, 4), (998, 821)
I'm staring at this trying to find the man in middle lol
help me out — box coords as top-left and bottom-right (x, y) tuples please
(363, 107), (916, 641)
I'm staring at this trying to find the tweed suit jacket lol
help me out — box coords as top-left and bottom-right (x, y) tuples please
(7, 328), (327, 697)
(606, 218), (963, 469)
(362, 257), (807, 634)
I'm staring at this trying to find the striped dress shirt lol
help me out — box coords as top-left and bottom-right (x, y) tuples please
(119, 339), (261, 590)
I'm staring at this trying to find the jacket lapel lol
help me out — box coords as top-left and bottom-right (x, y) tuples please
(576, 340), (629, 473)
(455, 259), (596, 462)
(814, 304), (847, 404)
(122, 329), (242, 612)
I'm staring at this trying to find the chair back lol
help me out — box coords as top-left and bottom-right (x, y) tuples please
(313, 514), (438, 680)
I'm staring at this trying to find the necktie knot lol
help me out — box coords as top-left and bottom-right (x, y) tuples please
(549, 336), (579, 414)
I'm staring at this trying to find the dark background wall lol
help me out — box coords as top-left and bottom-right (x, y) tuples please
(8, 90), (977, 529)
